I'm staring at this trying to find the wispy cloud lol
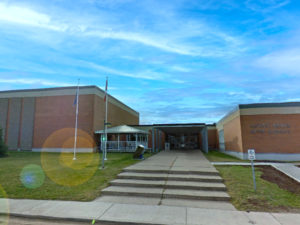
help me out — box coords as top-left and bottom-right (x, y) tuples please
(0, 2), (245, 57)
(0, 3), (67, 31)
(171, 66), (191, 72)
(0, 0), (299, 123)
(83, 30), (197, 56)
(0, 78), (73, 87)
(245, 0), (290, 12)
(254, 48), (300, 75)
(83, 61), (163, 80)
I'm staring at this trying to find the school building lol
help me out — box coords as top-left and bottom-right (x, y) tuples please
(1, 86), (300, 161)
(0, 86), (139, 152)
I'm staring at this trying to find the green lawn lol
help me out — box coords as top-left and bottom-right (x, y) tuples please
(0, 151), (150, 201)
(205, 150), (248, 162)
(216, 166), (300, 212)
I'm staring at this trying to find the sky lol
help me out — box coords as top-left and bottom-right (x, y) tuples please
(0, 0), (300, 124)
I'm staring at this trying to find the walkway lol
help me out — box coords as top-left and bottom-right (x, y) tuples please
(2, 196), (300, 224)
(96, 150), (234, 210)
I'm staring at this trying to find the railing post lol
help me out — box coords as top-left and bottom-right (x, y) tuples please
(135, 133), (138, 150)
(145, 134), (148, 149)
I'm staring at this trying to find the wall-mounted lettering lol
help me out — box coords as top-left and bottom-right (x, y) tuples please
(250, 123), (290, 135)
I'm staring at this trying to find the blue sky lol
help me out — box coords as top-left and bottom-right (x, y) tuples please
(0, 0), (300, 124)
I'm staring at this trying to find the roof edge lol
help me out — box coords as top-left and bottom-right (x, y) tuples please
(0, 85), (139, 116)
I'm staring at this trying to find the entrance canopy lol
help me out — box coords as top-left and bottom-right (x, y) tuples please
(95, 125), (148, 152)
(153, 123), (205, 135)
(95, 125), (148, 134)
(152, 123), (208, 153)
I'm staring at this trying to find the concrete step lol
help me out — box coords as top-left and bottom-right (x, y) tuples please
(110, 179), (227, 191)
(102, 186), (163, 198)
(101, 186), (230, 202)
(163, 189), (230, 201)
(123, 168), (220, 176)
(161, 198), (236, 210)
(117, 172), (224, 183)
(95, 195), (161, 205)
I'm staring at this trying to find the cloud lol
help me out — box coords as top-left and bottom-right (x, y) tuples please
(171, 66), (191, 72)
(245, 0), (290, 12)
(79, 61), (165, 80)
(254, 48), (300, 75)
(0, 78), (73, 86)
(171, 79), (186, 84)
(84, 30), (199, 56)
(0, 2), (67, 31)
(0, 2), (195, 55)
(0, 2), (245, 57)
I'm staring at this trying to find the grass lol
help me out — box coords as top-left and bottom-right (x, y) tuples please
(205, 150), (300, 163)
(204, 150), (247, 162)
(0, 151), (151, 201)
(216, 165), (300, 212)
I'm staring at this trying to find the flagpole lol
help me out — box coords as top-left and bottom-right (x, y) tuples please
(104, 77), (108, 161)
(73, 79), (80, 160)
(101, 77), (108, 169)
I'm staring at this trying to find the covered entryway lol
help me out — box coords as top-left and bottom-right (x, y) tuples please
(151, 123), (208, 153)
(95, 125), (149, 152)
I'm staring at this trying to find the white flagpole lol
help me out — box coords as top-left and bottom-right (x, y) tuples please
(73, 79), (80, 160)
(104, 77), (108, 160)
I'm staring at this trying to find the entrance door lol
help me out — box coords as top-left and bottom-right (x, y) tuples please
(167, 134), (199, 150)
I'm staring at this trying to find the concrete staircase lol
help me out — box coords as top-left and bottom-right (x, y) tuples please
(101, 166), (233, 209)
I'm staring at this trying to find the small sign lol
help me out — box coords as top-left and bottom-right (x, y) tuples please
(248, 149), (257, 191)
(248, 149), (256, 161)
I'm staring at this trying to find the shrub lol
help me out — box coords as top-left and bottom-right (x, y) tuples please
(0, 128), (8, 157)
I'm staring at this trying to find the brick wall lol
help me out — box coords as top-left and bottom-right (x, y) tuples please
(223, 116), (243, 153)
(241, 114), (300, 154)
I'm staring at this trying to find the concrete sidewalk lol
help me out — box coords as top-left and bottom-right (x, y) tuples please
(1, 198), (300, 225)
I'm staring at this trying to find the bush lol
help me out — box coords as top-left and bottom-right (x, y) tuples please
(0, 128), (8, 157)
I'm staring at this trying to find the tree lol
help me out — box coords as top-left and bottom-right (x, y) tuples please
(0, 128), (8, 157)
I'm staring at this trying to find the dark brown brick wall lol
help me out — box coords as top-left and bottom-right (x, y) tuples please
(208, 129), (218, 149)
(33, 95), (94, 148)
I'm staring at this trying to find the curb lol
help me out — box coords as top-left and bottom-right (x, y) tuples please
(2, 213), (163, 225)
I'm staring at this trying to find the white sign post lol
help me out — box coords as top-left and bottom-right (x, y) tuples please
(248, 149), (256, 191)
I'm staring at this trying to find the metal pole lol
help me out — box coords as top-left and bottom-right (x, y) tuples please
(104, 93), (108, 160)
(101, 77), (108, 169)
(146, 134), (148, 149)
(152, 128), (155, 153)
(135, 133), (137, 149)
(104, 77), (108, 161)
(101, 120), (105, 169)
(251, 160), (256, 191)
(118, 134), (120, 151)
(73, 79), (80, 160)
